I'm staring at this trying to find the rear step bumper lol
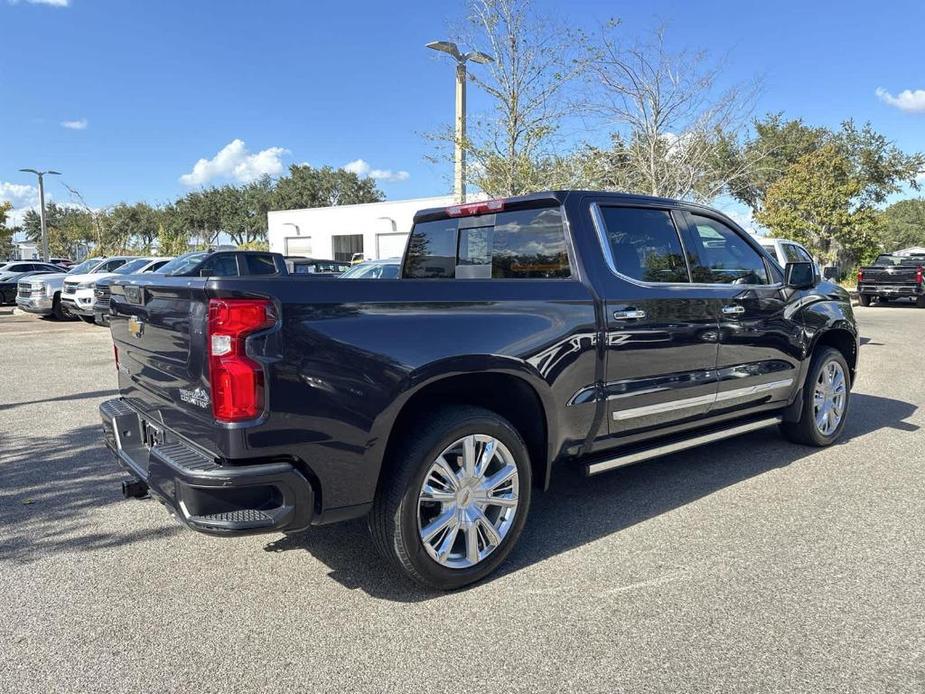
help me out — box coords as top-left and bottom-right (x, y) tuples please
(100, 398), (314, 535)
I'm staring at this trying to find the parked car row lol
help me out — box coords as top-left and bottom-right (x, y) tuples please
(12, 249), (403, 324)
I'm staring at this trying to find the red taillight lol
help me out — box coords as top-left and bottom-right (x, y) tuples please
(207, 298), (275, 422)
(857, 269), (864, 284)
(445, 199), (505, 217)
(917, 266), (923, 285)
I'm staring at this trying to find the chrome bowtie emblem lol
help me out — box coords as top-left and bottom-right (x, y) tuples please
(127, 316), (144, 338)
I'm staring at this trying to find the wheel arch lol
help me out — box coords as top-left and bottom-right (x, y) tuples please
(374, 359), (557, 498)
(810, 326), (858, 384)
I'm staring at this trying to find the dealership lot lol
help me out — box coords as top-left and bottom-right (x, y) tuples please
(0, 308), (922, 692)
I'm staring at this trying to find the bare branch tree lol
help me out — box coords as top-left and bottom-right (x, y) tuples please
(578, 22), (764, 201)
(428, 0), (580, 197)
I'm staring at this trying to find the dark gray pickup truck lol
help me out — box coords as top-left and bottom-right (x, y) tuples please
(100, 191), (859, 589)
(857, 253), (925, 306)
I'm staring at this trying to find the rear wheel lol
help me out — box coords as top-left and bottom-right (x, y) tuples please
(917, 295), (925, 308)
(78, 315), (95, 324)
(369, 406), (532, 590)
(780, 347), (851, 447)
(858, 294), (871, 307)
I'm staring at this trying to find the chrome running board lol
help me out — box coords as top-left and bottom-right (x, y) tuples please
(584, 416), (783, 476)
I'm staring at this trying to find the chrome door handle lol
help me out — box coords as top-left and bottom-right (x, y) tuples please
(613, 309), (646, 320)
(721, 305), (746, 315)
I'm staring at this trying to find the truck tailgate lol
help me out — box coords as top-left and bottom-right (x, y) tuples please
(109, 279), (216, 441)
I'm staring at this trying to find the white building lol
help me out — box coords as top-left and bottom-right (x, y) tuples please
(267, 195), (457, 262)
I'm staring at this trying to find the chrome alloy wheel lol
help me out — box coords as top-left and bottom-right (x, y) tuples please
(417, 434), (520, 569)
(814, 360), (847, 436)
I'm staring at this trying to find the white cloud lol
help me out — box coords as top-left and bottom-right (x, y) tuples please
(180, 139), (289, 186)
(876, 87), (925, 114)
(8, 0), (70, 6)
(343, 158), (410, 183)
(0, 182), (40, 226)
(61, 118), (88, 130)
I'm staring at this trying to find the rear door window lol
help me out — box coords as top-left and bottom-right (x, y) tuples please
(404, 207), (571, 279)
(598, 206), (690, 283)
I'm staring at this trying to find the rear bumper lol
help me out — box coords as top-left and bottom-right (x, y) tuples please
(99, 398), (315, 535)
(858, 284), (923, 296)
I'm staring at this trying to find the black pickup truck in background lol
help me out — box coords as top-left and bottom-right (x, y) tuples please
(856, 253), (925, 307)
(100, 191), (859, 589)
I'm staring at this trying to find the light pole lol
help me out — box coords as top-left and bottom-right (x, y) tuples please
(426, 41), (493, 203)
(19, 168), (61, 262)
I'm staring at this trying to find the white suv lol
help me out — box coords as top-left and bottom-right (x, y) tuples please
(61, 256), (139, 322)
(756, 237), (817, 272)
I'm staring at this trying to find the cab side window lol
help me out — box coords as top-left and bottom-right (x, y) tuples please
(598, 206), (690, 283)
(686, 215), (769, 285)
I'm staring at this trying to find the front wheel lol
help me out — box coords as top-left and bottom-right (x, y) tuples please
(858, 293), (871, 307)
(780, 347), (851, 447)
(78, 315), (96, 324)
(369, 406), (532, 590)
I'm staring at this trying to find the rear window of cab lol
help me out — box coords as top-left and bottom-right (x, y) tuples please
(403, 207), (571, 279)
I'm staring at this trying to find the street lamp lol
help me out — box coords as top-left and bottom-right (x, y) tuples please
(426, 40), (493, 203)
(19, 168), (61, 262)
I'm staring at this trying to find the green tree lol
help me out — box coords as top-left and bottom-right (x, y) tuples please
(22, 203), (100, 258)
(734, 115), (924, 214)
(215, 177), (274, 246)
(878, 199), (925, 251)
(755, 144), (879, 266)
(156, 203), (192, 256)
(0, 201), (14, 258)
(271, 164), (383, 210)
(729, 114), (828, 211)
(110, 202), (161, 252)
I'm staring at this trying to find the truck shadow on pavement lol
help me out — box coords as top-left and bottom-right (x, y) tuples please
(264, 392), (919, 601)
(0, 388), (119, 413)
(0, 420), (181, 564)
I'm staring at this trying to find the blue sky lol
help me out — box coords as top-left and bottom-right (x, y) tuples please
(2, 0), (924, 226)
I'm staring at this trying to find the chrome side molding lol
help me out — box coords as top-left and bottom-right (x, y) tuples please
(585, 415), (783, 475)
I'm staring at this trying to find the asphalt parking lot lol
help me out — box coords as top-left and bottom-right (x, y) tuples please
(0, 306), (923, 693)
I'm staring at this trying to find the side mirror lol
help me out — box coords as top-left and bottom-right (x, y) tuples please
(784, 261), (815, 289)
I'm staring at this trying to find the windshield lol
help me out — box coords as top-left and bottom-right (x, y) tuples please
(112, 258), (151, 274)
(339, 261), (399, 279)
(159, 252), (208, 276)
(66, 258), (103, 275)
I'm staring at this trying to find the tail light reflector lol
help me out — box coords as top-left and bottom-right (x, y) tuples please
(916, 266), (923, 285)
(207, 298), (276, 422)
(857, 269), (864, 284)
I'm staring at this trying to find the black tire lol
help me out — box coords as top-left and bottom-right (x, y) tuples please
(858, 294), (871, 307)
(917, 295), (925, 308)
(780, 347), (851, 447)
(369, 405), (532, 590)
(78, 314), (95, 324)
(51, 293), (69, 320)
